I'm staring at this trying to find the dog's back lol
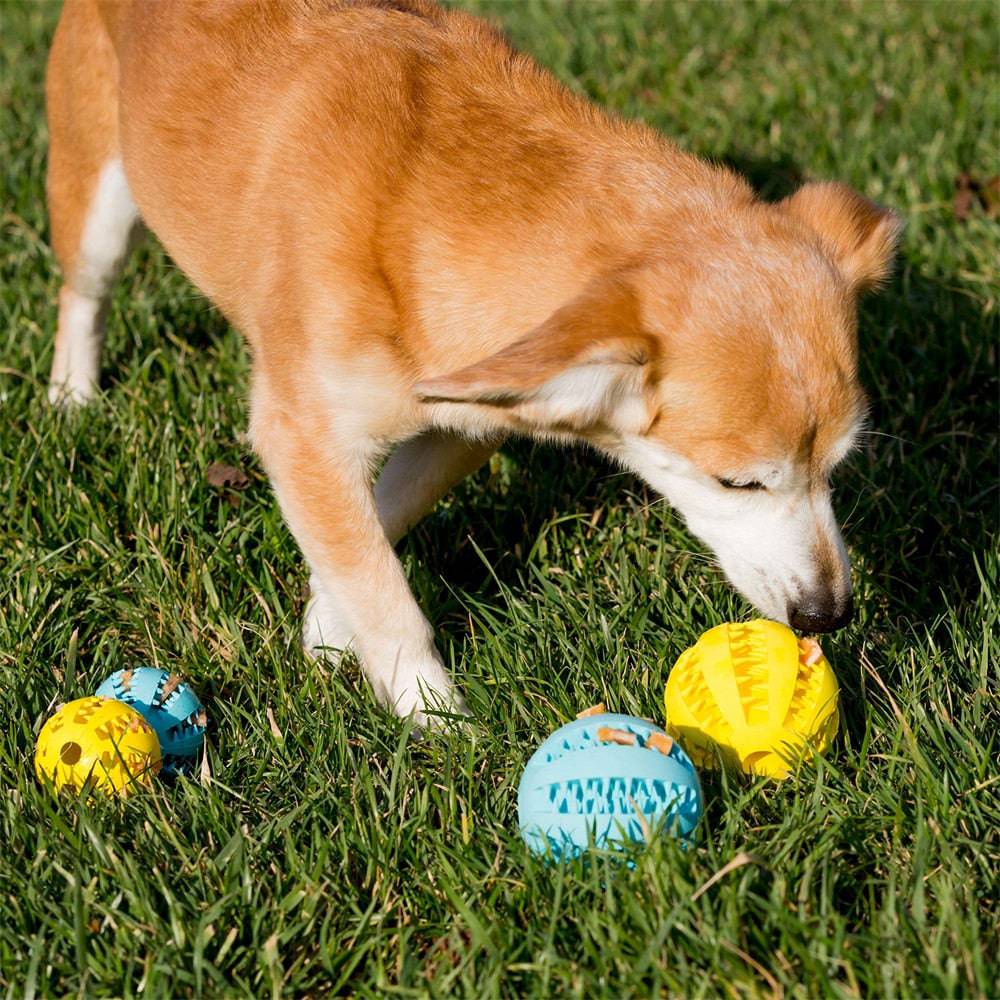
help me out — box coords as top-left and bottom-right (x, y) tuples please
(98, 0), (492, 326)
(54, 0), (721, 347)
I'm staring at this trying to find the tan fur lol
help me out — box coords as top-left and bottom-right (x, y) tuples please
(45, 0), (900, 721)
(45, 0), (120, 279)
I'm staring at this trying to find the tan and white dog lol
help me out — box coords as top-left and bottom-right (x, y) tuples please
(46, 0), (900, 722)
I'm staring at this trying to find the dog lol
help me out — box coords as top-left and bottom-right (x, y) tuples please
(45, 0), (900, 723)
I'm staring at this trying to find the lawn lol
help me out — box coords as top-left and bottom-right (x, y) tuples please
(1, 1), (998, 996)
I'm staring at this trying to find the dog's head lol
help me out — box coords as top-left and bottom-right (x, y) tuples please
(417, 182), (901, 631)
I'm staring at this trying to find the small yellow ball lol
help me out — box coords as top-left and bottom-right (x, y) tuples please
(664, 620), (840, 779)
(35, 697), (162, 796)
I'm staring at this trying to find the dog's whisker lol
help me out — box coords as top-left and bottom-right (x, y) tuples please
(857, 429), (912, 445)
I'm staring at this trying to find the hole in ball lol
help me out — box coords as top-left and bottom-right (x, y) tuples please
(60, 741), (82, 765)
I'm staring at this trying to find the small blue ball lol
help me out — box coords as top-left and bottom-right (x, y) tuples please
(518, 713), (703, 860)
(95, 667), (207, 776)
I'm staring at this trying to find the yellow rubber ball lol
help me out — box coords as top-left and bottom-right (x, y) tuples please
(664, 620), (840, 779)
(35, 697), (163, 795)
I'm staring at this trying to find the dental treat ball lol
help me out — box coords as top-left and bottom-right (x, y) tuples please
(95, 667), (207, 775)
(518, 706), (703, 859)
(664, 619), (840, 780)
(35, 696), (162, 795)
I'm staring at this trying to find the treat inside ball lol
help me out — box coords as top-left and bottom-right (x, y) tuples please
(35, 697), (162, 795)
(95, 667), (207, 775)
(518, 706), (703, 859)
(664, 619), (840, 779)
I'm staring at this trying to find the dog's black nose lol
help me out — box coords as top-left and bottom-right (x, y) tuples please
(788, 595), (854, 634)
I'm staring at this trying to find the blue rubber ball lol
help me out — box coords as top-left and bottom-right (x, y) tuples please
(518, 713), (703, 859)
(95, 667), (207, 775)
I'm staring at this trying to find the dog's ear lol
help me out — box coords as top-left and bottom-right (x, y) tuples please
(414, 276), (660, 433)
(781, 181), (903, 291)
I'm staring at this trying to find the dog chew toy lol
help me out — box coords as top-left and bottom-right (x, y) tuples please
(518, 706), (703, 859)
(35, 697), (162, 795)
(95, 667), (207, 775)
(664, 619), (840, 779)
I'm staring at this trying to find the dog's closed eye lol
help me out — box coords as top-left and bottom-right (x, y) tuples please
(716, 477), (766, 491)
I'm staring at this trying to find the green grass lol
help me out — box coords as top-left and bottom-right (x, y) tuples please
(1, 0), (998, 995)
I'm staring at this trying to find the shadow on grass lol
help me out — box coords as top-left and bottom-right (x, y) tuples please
(718, 151), (805, 200)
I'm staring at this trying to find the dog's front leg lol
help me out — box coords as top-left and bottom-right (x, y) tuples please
(301, 430), (500, 665)
(251, 392), (463, 726)
(374, 430), (502, 544)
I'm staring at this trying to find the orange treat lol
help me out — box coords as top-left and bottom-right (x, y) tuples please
(798, 637), (824, 666)
(597, 727), (637, 746)
(646, 732), (674, 756)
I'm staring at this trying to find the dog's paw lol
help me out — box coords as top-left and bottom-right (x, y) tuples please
(47, 378), (96, 407)
(393, 675), (469, 730)
(376, 654), (469, 730)
(302, 578), (467, 729)
(301, 576), (356, 660)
